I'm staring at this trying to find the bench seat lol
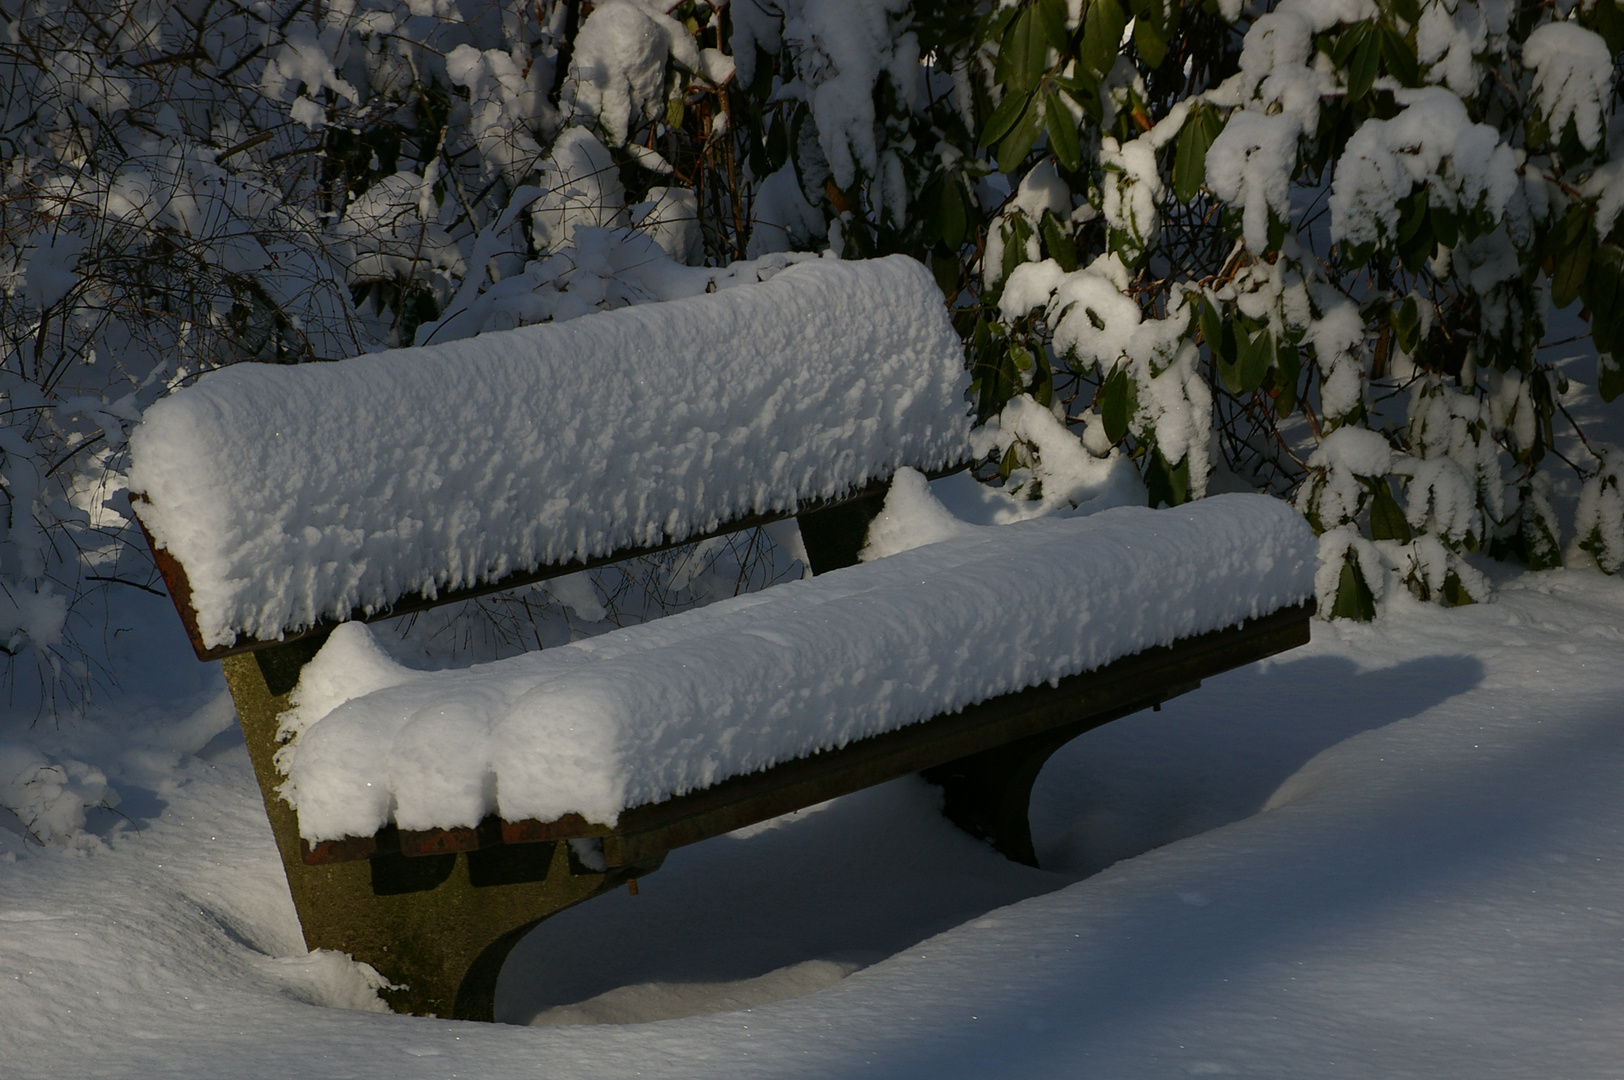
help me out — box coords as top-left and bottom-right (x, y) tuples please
(305, 598), (1312, 870)
(281, 494), (1313, 851)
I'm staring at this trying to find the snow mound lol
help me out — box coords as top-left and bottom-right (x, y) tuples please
(127, 256), (970, 650)
(0, 743), (118, 848)
(278, 494), (1316, 841)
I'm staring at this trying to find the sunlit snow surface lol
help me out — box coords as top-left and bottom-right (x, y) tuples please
(5, 562), (1624, 1077)
(278, 494), (1313, 841)
(126, 255), (969, 651)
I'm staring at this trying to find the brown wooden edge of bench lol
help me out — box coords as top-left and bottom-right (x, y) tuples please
(132, 459), (973, 664)
(299, 599), (1314, 868)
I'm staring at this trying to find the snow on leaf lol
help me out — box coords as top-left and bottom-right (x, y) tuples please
(1522, 22), (1614, 152)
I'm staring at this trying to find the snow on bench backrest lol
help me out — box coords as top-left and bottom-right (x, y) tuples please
(127, 256), (970, 652)
(277, 493), (1317, 842)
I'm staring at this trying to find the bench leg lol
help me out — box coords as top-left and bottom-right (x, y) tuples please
(922, 682), (1202, 868)
(222, 646), (662, 1020)
(921, 725), (1078, 867)
(796, 483), (889, 573)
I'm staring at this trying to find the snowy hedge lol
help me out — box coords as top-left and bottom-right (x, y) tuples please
(1, 0), (1621, 700)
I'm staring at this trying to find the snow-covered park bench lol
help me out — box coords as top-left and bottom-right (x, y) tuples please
(126, 255), (1315, 1021)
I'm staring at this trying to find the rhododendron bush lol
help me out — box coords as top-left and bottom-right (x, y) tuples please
(1, 0), (1620, 703)
(952, 0), (1623, 620)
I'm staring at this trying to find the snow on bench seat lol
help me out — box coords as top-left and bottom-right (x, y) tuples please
(276, 493), (1316, 844)
(126, 255), (969, 652)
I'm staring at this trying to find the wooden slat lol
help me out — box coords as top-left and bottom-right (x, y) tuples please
(500, 814), (609, 845)
(399, 824), (481, 857)
(299, 832), (380, 865)
(300, 601), (1312, 867)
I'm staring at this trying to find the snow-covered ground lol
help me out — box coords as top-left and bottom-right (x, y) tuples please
(4, 555), (1624, 1078)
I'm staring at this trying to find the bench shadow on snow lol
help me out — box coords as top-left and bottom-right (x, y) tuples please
(494, 652), (1481, 1027)
(1029, 652), (1486, 875)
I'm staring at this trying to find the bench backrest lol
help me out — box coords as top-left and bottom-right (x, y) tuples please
(128, 255), (971, 660)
